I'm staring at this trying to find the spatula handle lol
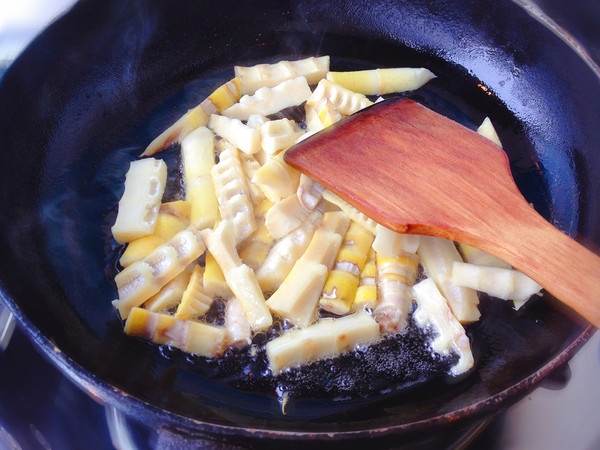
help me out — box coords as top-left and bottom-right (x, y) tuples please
(476, 206), (600, 328)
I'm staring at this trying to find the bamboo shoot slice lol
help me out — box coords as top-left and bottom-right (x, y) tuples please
(306, 79), (373, 116)
(417, 236), (480, 323)
(113, 226), (206, 319)
(412, 278), (474, 376)
(224, 297), (252, 346)
(111, 158), (167, 244)
(266, 311), (380, 375)
(175, 265), (214, 319)
(235, 56), (329, 94)
(222, 77), (312, 120)
(326, 67), (436, 96)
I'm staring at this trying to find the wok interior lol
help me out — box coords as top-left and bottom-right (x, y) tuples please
(0, 0), (597, 436)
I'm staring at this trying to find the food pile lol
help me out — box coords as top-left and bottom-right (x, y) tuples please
(110, 56), (542, 382)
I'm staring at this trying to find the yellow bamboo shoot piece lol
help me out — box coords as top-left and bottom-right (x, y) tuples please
(256, 210), (323, 292)
(451, 262), (542, 303)
(144, 264), (194, 313)
(321, 189), (378, 234)
(314, 97), (342, 128)
(120, 200), (191, 267)
(307, 79), (373, 116)
(319, 222), (375, 315)
(412, 278), (474, 376)
(238, 198), (275, 270)
(266, 311), (380, 375)
(266, 211), (349, 327)
(175, 265), (214, 319)
(142, 78), (241, 156)
(181, 127), (219, 228)
(200, 221), (272, 330)
(326, 67), (435, 96)
(235, 56), (330, 94)
(353, 248), (377, 311)
(208, 114), (261, 155)
(203, 251), (232, 299)
(112, 226), (206, 319)
(372, 224), (421, 257)
(111, 158), (167, 244)
(260, 118), (304, 155)
(417, 236), (480, 323)
(224, 297), (252, 346)
(210, 144), (256, 244)
(252, 151), (301, 203)
(374, 251), (419, 332)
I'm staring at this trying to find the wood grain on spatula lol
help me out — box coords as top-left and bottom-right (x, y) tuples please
(285, 98), (600, 327)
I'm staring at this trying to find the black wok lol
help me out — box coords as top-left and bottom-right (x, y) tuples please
(0, 0), (598, 446)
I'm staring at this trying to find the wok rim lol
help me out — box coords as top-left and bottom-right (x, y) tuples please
(1, 0), (599, 441)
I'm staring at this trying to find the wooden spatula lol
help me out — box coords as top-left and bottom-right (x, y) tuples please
(285, 97), (600, 327)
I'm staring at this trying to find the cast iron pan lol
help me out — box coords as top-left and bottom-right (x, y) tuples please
(0, 0), (598, 445)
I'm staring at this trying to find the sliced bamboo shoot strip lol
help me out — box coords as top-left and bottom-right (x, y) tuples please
(224, 297), (252, 346)
(120, 200), (191, 267)
(175, 265), (214, 319)
(223, 77), (312, 120)
(297, 174), (324, 211)
(451, 262), (542, 303)
(265, 194), (312, 240)
(142, 77), (241, 156)
(306, 79), (373, 116)
(266, 311), (380, 375)
(113, 226), (206, 319)
(374, 251), (419, 332)
(211, 144), (256, 244)
(457, 242), (511, 269)
(353, 248), (378, 311)
(235, 56), (329, 94)
(208, 114), (261, 155)
(111, 158), (167, 244)
(266, 211), (349, 327)
(144, 264), (194, 313)
(372, 224), (421, 257)
(417, 236), (480, 323)
(325, 67), (436, 96)
(200, 221), (272, 330)
(252, 151), (301, 203)
(320, 222), (375, 315)
(477, 117), (503, 147)
(321, 189), (378, 234)
(260, 118), (304, 155)
(256, 210), (323, 292)
(412, 278), (474, 376)
(181, 127), (219, 228)
(203, 251), (232, 299)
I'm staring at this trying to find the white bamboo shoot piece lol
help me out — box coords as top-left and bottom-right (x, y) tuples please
(307, 79), (373, 116)
(252, 152), (301, 203)
(144, 265), (193, 313)
(175, 264), (214, 319)
(477, 117), (503, 148)
(200, 221), (272, 330)
(260, 118), (304, 155)
(181, 127), (219, 228)
(265, 194), (312, 239)
(417, 236), (480, 323)
(256, 210), (323, 292)
(208, 114), (261, 154)
(412, 278), (474, 376)
(321, 189), (378, 234)
(266, 311), (380, 375)
(296, 174), (324, 211)
(372, 224), (421, 256)
(111, 158), (167, 244)
(222, 77), (312, 120)
(451, 261), (542, 303)
(457, 242), (511, 269)
(224, 297), (252, 346)
(211, 144), (256, 244)
(113, 226), (206, 319)
(235, 56), (330, 94)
